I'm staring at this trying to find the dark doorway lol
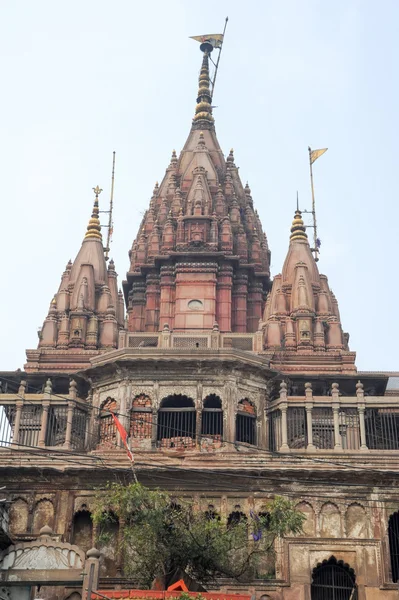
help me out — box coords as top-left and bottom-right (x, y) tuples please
(389, 511), (399, 582)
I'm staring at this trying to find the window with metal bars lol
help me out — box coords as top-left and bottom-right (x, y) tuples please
(98, 397), (117, 448)
(389, 511), (399, 582)
(268, 409), (281, 451)
(0, 405), (15, 447)
(201, 395), (223, 439)
(339, 409), (360, 450)
(287, 407), (308, 449)
(365, 408), (399, 449)
(46, 405), (68, 446)
(236, 399), (256, 446)
(19, 405), (42, 447)
(157, 395), (196, 449)
(312, 407), (334, 449)
(311, 556), (357, 600)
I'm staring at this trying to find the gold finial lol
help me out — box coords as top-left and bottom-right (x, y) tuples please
(193, 49), (214, 125)
(290, 209), (308, 242)
(85, 186), (103, 240)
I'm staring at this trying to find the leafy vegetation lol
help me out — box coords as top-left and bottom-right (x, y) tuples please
(92, 483), (304, 588)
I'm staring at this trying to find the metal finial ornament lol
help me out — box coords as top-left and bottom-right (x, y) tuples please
(93, 185), (103, 197)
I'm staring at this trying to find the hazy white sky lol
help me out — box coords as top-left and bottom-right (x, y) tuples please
(0, 0), (397, 371)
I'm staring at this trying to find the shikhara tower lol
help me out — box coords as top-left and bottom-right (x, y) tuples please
(1, 32), (398, 600)
(124, 44), (270, 336)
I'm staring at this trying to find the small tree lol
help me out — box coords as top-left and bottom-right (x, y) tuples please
(92, 482), (304, 588)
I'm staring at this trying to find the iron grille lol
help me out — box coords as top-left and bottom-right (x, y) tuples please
(236, 412), (256, 446)
(70, 407), (87, 451)
(173, 337), (208, 349)
(157, 408), (196, 449)
(46, 406), (68, 447)
(130, 409), (152, 439)
(339, 409), (360, 450)
(269, 410), (281, 452)
(0, 405), (15, 447)
(311, 557), (357, 600)
(388, 511), (399, 582)
(365, 408), (399, 449)
(287, 407), (308, 449)
(201, 409), (223, 437)
(19, 405), (42, 448)
(312, 407), (334, 449)
(98, 413), (117, 447)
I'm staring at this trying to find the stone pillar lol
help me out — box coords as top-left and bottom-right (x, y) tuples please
(225, 382), (236, 444)
(356, 380), (368, 450)
(279, 382), (289, 452)
(82, 547), (101, 600)
(331, 382), (342, 451)
(38, 379), (52, 447)
(216, 264), (233, 332)
(159, 266), (175, 330)
(64, 401), (75, 450)
(196, 382), (203, 448)
(232, 271), (248, 333)
(247, 281), (263, 333)
(12, 380), (26, 446)
(128, 279), (146, 332)
(305, 382), (316, 451)
(145, 272), (160, 331)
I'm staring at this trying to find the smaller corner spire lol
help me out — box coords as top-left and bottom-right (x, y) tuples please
(290, 208), (308, 243)
(85, 186), (103, 241)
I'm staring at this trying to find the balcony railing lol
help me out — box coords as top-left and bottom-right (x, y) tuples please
(0, 379), (89, 451)
(268, 380), (399, 452)
(120, 329), (262, 352)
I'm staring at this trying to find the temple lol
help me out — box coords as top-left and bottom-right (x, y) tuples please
(0, 34), (398, 600)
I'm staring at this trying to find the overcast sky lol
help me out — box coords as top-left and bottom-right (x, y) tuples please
(0, 0), (397, 372)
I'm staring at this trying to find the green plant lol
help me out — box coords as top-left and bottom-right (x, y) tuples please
(92, 483), (304, 588)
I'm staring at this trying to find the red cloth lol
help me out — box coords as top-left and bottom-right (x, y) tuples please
(109, 410), (134, 462)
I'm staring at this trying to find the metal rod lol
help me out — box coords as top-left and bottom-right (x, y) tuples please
(105, 151), (116, 261)
(211, 16), (228, 99)
(308, 146), (319, 262)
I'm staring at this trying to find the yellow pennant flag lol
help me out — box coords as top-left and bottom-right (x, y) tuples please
(309, 148), (328, 164)
(190, 34), (224, 49)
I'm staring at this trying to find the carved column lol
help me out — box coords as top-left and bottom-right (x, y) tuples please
(128, 279), (146, 332)
(196, 382), (203, 447)
(247, 280), (263, 333)
(38, 379), (52, 447)
(232, 271), (248, 332)
(64, 380), (77, 450)
(216, 264), (233, 332)
(145, 272), (160, 332)
(305, 382), (316, 451)
(331, 382), (342, 451)
(159, 266), (175, 330)
(279, 382), (289, 452)
(356, 381), (368, 450)
(12, 380), (26, 446)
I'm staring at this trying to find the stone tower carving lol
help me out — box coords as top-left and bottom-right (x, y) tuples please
(25, 187), (124, 373)
(123, 47), (270, 334)
(262, 210), (356, 374)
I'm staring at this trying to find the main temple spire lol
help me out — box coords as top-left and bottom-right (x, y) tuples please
(193, 44), (214, 127)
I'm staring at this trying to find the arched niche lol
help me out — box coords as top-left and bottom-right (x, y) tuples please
(157, 395), (196, 449)
(320, 502), (341, 538)
(201, 394), (223, 440)
(32, 499), (54, 534)
(236, 399), (256, 446)
(296, 501), (315, 537)
(311, 556), (356, 599)
(9, 498), (29, 535)
(71, 510), (93, 552)
(97, 397), (117, 448)
(346, 503), (368, 538)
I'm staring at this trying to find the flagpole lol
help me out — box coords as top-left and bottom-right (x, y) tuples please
(308, 146), (319, 262)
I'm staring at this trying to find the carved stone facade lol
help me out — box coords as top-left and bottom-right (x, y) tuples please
(0, 35), (398, 600)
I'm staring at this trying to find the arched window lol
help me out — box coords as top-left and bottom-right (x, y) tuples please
(236, 399), (256, 446)
(201, 395), (223, 439)
(205, 504), (220, 521)
(157, 395), (196, 449)
(130, 395), (152, 440)
(311, 556), (357, 600)
(227, 509), (247, 528)
(389, 511), (399, 582)
(98, 398), (117, 448)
